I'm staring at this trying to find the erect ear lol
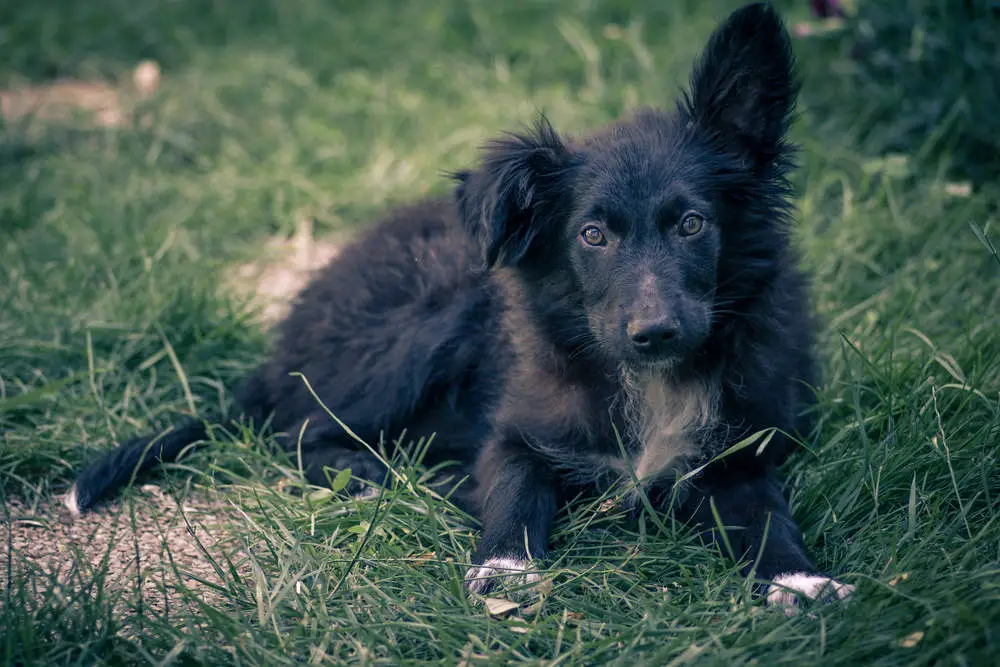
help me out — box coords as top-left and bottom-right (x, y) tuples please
(454, 117), (573, 268)
(682, 3), (798, 169)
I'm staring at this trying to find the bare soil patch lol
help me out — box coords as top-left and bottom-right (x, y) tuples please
(2, 485), (249, 618)
(226, 216), (345, 324)
(0, 60), (160, 128)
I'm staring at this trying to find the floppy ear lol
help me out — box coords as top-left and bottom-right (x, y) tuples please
(682, 3), (798, 169)
(454, 117), (572, 268)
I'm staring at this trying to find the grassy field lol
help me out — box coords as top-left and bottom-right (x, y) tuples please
(2, 0), (999, 664)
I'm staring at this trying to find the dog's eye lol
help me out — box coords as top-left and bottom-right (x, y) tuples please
(581, 225), (607, 247)
(679, 213), (705, 237)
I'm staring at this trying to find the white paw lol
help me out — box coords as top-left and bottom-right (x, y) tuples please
(766, 572), (855, 616)
(62, 484), (81, 517)
(464, 557), (540, 599)
(351, 486), (380, 500)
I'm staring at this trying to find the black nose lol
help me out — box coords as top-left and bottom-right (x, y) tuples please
(628, 317), (680, 353)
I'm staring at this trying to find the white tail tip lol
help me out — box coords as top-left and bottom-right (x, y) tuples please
(62, 484), (81, 517)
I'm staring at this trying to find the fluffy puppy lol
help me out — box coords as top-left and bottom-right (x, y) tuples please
(68, 3), (853, 612)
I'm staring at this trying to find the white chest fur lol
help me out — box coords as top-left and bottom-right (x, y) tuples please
(618, 369), (719, 483)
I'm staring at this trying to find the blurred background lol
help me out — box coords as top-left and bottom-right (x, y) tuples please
(2, 0), (997, 230)
(3, 0), (997, 391)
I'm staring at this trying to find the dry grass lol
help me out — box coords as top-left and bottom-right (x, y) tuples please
(226, 218), (345, 325)
(0, 60), (160, 128)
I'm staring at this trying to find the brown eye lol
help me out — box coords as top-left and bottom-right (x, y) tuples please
(679, 213), (705, 237)
(581, 225), (607, 247)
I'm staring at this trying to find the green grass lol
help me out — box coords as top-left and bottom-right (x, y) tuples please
(2, 0), (1000, 664)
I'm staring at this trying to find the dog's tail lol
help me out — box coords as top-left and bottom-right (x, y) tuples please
(64, 420), (208, 516)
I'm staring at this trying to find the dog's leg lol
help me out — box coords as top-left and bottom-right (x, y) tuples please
(300, 445), (388, 497)
(677, 467), (854, 615)
(465, 442), (557, 600)
(283, 414), (389, 497)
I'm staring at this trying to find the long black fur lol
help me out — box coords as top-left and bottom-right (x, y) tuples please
(70, 4), (847, 602)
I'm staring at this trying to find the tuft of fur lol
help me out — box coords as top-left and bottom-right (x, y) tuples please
(62, 484), (81, 517)
(69, 2), (851, 611)
(618, 366), (720, 483)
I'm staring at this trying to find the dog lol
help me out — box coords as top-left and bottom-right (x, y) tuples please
(67, 3), (854, 612)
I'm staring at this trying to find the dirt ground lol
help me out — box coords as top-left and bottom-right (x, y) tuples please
(225, 216), (343, 325)
(1, 486), (247, 618)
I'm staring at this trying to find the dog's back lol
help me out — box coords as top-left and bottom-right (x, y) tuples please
(247, 200), (494, 430)
(69, 198), (504, 511)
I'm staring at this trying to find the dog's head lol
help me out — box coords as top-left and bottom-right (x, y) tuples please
(457, 3), (799, 371)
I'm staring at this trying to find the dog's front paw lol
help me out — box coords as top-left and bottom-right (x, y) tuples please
(766, 572), (855, 616)
(464, 556), (541, 600)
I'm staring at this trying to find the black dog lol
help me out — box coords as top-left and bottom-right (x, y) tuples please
(68, 3), (853, 611)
